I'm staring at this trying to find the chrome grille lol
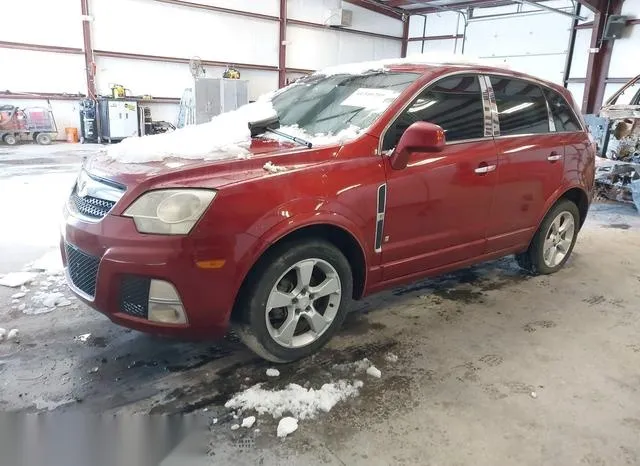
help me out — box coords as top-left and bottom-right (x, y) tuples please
(67, 170), (125, 221)
(69, 190), (115, 219)
(65, 243), (100, 297)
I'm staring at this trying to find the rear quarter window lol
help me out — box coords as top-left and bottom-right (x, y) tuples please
(542, 88), (582, 132)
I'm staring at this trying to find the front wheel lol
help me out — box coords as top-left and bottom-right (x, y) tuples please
(2, 134), (17, 145)
(235, 239), (353, 363)
(516, 199), (580, 275)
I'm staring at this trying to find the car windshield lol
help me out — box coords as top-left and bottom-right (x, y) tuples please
(271, 72), (420, 136)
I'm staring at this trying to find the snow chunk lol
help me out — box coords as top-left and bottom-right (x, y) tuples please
(315, 52), (509, 77)
(353, 358), (371, 373)
(0, 272), (37, 288)
(241, 416), (256, 428)
(263, 161), (288, 174)
(7, 329), (19, 340)
(17, 304), (26, 312)
(277, 417), (298, 438)
(106, 100), (277, 163)
(225, 380), (363, 420)
(11, 292), (26, 299)
(366, 366), (381, 378)
(385, 353), (398, 363)
(230, 424), (240, 431)
(74, 333), (92, 343)
(267, 124), (365, 147)
(266, 368), (280, 377)
(0, 328), (5, 340)
(30, 250), (64, 275)
(30, 291), (69, 309)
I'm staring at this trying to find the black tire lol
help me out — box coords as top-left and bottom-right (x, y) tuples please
(515, 199), (580, 275)
(36, 133), (52, 145)
(234, 239), (353, 363)
(2, 134), (17, 145)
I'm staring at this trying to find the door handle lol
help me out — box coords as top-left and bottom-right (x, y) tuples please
(474, 164), (496, 174)
(547, 152), (562, 162)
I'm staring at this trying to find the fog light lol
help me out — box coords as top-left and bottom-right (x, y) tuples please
(148, 279), (187, 324)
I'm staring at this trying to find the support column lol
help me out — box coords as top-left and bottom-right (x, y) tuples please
(401, 14), (409, 58)
(582, 0), (623, 113)
(80, 0), (97, 98)
(278, 0), (287, 88)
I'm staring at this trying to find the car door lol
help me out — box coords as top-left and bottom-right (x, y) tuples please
(484, 75), (567, 253)
(379, 74), (499, 281)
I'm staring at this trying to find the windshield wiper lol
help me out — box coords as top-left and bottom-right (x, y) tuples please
(248, 116), (312, 148)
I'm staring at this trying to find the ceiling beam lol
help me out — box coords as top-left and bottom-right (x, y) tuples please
(409, 1), (512, 14)
(343, 0), (404, 19)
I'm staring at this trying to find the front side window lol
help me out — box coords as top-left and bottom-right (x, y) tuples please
(490, 76), (549, 136)
(271, 72), (420, 136)
(382, 74), (485, 151)
(542, 88), (581, 132)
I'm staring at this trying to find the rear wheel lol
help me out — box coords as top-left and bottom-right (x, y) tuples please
(234, 239), (353, 363)
(2, 134), (17, 145)
(516, 199), (580, 275)
(35, 133), (52, 145)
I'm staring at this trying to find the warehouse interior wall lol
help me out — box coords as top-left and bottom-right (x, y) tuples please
(0, 0), (402, 139)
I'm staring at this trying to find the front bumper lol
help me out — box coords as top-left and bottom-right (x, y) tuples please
(60, 207), (253, 338)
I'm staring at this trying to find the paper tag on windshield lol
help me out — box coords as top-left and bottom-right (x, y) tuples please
(340, 88), (400, 109)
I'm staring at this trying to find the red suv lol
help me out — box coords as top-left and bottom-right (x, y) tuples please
(61, 61), (595, 362)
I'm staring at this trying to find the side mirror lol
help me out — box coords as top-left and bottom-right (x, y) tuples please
(389, 121), (445, 170)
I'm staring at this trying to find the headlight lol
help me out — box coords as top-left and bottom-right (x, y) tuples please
(123, 189), (217, 235)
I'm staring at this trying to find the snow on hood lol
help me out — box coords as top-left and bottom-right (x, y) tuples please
(106, 99), (277, 163)
(266, 124), (365, 147)
(314, 52), (510, 77)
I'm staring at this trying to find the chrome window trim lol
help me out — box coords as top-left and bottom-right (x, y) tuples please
(378, 71), (494, 155)
(545, 94), (557, 132)
(481, 74), (501, 137)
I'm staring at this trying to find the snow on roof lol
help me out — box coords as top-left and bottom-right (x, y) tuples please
(314, 52), (510, 77)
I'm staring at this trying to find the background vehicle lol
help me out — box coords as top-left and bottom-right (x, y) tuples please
(61, 61), (595, 362)
(0, 105), (58, 145)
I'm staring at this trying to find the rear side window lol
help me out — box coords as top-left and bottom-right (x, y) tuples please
(490, 76), (549, 136)
(542, 88), (582, 132)
(382, 74), (485, 150)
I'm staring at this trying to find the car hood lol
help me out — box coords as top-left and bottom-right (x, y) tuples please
(84, 138), (336, 189)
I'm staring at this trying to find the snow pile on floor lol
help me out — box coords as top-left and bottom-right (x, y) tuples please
(225, 379), (363, 420)
(277, 417), (298, 438)
(315, 52), (510, 77)
(0, 272), (37, 288)
(0, 328), (19, 342)
(29, 250), (64, 275)
(385, 353), (398, 363)
(106, 100), (277, 163)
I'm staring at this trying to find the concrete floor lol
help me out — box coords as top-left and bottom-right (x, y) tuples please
(1, 144), (640, 465)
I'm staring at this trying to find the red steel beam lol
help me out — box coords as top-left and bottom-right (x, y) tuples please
(93, 49), (279, 72)
(153, 0), (278, 21)
(80, 0), (97, 98)
(401, 16), (409, 57)
(581, 0), (623, 113)
(0, 40), (82, 55)
(279, 0), (287, 88)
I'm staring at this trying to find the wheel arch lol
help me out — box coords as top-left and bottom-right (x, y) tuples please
(230, 222), (368, 323)
(559, 186), (590, 228)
